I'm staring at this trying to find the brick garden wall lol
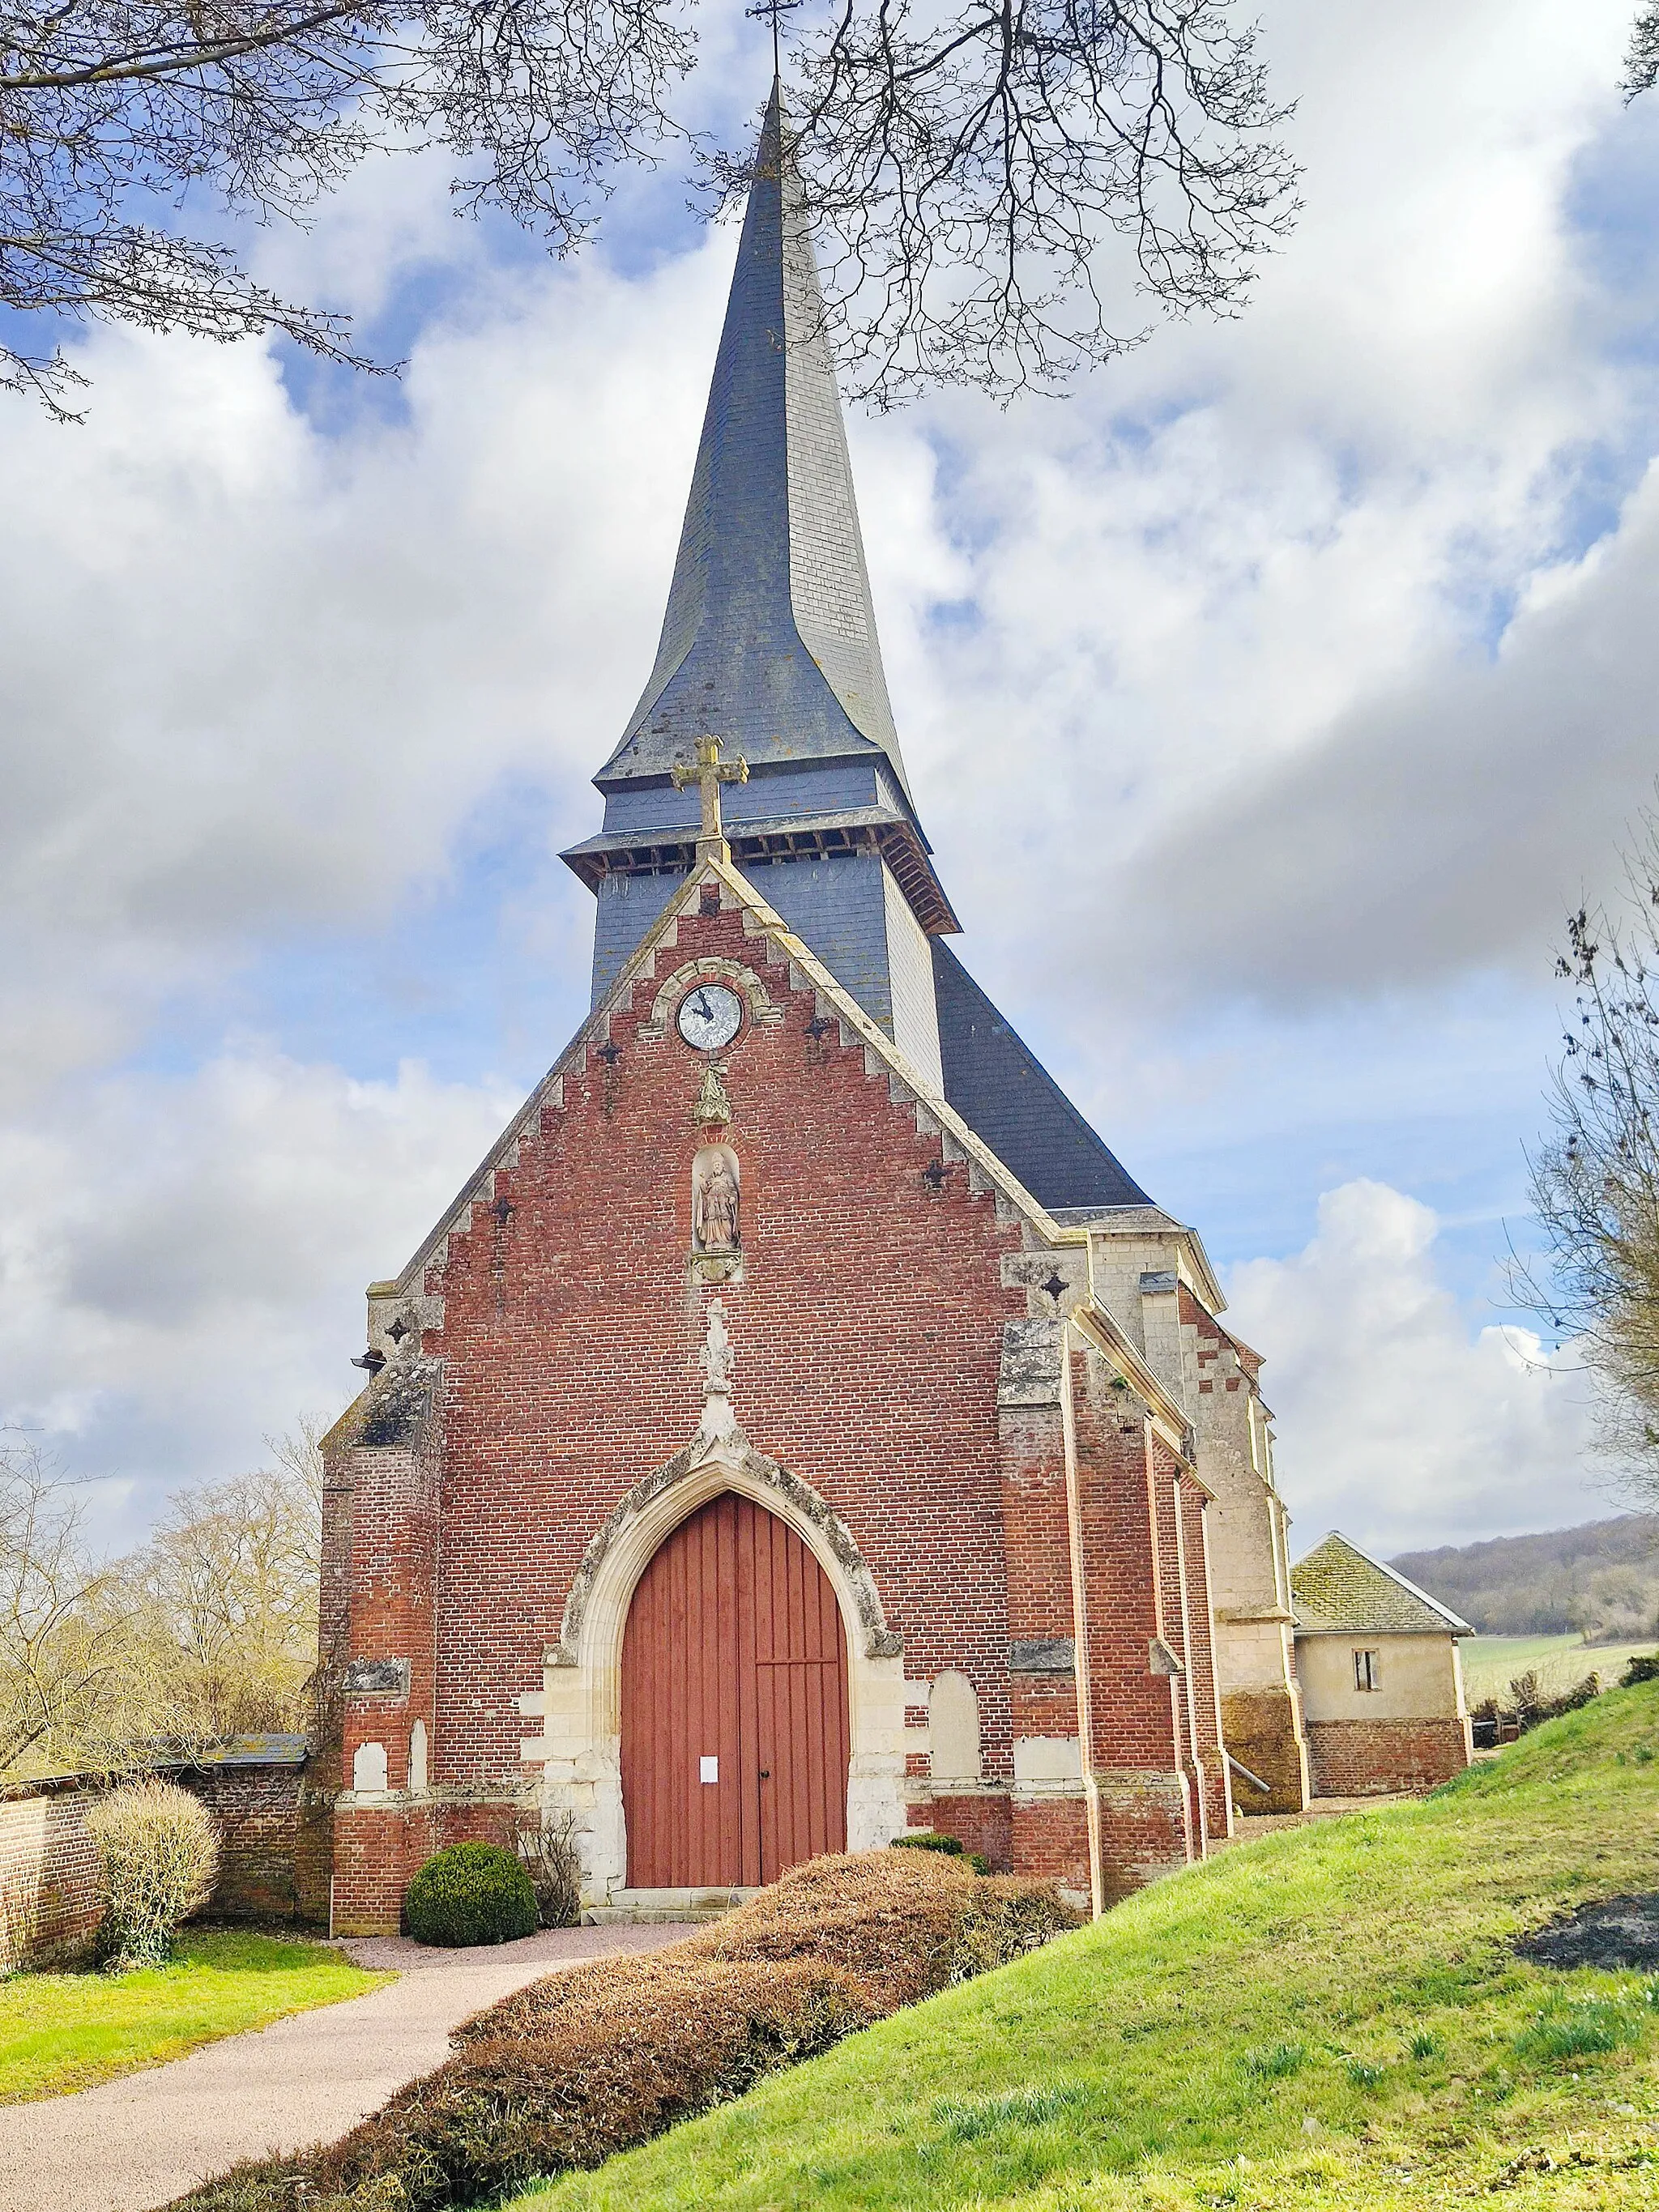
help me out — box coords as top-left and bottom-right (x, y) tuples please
(183, 1763), (312, 1921)
(0, 1758), (316, 1968)
(0, 1785), (100, 1968)
(1305, 1717), (1473, 1796)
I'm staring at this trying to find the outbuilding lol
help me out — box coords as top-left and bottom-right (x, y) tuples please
(1291, 1533), (1473, 1796)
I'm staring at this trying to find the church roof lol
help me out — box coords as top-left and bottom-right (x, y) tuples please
(598, 81), (914, 812)
(1292, 1532), (1473, 1638)
(932, 940), (1154, 1211)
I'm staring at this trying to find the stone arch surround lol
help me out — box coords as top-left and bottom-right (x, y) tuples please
(529, 1430), (911, 1907)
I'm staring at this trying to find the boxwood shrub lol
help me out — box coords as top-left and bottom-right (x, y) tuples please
(889, 1828), (991, 1874)
(404, 1842), (539, 1948)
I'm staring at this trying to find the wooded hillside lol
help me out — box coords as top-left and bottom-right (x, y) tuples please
(1390, 1514), (1659, 1638)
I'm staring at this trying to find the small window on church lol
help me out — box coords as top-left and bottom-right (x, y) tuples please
(1354, 1648), (1381, 1693)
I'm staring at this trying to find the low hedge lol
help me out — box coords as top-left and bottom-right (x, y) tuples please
(167, 1851), (1078, 2212)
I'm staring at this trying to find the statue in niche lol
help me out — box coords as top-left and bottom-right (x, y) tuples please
(693, 1144), (740, 1253)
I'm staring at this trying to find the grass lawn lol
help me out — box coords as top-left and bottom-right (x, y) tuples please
(0, 1928), (390, 2103)
(515, 1680), (1659, 2212)
(1463, 1633), (1655, 1703)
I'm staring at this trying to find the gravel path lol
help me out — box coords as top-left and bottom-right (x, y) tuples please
(0, 1923), (687, 2212)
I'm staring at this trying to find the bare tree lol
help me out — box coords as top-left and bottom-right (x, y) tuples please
(119, 1420), (326, 1741)
(0, 1419), (327, 1775)
(1514, 815), (1659, 1509)
(0, 1431), (146, 1775)
(5, 0), (1295, 416)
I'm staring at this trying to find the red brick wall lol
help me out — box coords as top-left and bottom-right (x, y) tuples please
(327, 893), (1226, 1923)
(417, 906), (1029, 1799)
(0, 1762), (322, 1964)
(0, 1787), (100, 1967)
(1306, 1717), (1472, 1796)
(177, 1765), (308, 1921)
(1066, 1346), (1196, 1897)
(922, 1794), (1013, 1872)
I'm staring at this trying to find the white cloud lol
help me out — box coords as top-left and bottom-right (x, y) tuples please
(0, 233), (736, 1106)
(1224, 1180), (1603, 1555)
(889, 0), (1658, 1017)
(0, 1043), (514, 1545)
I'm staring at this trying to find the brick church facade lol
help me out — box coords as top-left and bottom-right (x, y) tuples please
(318, 83), (1311, 1934)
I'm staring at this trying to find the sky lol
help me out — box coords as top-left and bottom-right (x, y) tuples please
(2, 0), (1657, 1562)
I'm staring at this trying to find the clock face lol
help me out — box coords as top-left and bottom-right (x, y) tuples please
(677, 982), (744, 1051)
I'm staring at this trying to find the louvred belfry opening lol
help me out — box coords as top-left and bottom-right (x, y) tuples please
(620, 1492), (851, 1887)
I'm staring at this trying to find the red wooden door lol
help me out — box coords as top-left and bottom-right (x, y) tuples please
(621, 1493), (850, 1888)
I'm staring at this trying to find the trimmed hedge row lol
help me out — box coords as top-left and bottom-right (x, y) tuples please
(168, 1851), (1078, 2211)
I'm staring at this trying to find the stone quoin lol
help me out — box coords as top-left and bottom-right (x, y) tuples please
(318, 77), (1323, 1933)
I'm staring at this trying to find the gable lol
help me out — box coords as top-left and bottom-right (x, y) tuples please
(373, 855), (1073, 1318)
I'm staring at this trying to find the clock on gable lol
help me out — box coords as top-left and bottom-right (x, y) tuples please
(676, 983), (744, 1052)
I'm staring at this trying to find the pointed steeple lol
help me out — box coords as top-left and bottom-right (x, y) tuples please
(554, 78), (1158, 1219)
(599, 80), (912, 804)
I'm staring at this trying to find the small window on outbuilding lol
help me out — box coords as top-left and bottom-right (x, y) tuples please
(1354, 1648), (1381, 1693)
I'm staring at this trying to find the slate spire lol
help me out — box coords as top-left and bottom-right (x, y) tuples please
(597, 79), (913, 806)
(560, 77), (1156, 1217)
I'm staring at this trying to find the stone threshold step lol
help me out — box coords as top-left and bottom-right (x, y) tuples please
(584, 1886), (761, 1925)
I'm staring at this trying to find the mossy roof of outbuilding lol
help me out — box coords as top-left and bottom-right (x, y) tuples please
(1292, 1531), (1473, 1637)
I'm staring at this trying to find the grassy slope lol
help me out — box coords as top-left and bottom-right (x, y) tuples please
(1463, 1635), (1653, 1703)
(0, 1929), (389, 2102)
(519, 1682), (1659, 2212)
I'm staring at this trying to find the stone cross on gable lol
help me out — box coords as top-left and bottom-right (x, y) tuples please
(672, 734), (749, 860)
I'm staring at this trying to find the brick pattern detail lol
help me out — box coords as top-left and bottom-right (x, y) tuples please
(1010, 1797), (1092, 1895)
(920, 1793), (1014, 1872)
(0, 1788), (100, 1967)
(1177, 1474), (1231, 1848)
(179, 1766), (310, 1921)
(1306, 1717), (1473, 1797)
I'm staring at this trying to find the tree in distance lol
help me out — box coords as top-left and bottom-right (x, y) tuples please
(0, 1418), (326, 1778)
(3, 0), (1299, 416)
(1515, 808), (1659, 1517)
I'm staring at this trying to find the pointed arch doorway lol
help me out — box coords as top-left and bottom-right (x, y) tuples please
(620, 1490), (851, 1888)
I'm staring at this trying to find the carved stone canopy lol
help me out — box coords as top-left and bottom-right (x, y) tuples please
(693, 1063), (733, 1129)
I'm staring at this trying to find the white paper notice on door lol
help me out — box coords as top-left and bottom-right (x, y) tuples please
(699, 1755), (719, 1784)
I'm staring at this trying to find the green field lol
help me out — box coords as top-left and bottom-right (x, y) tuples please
(1462, 1633), (1655, 1703)
(0, 1929), (389, 2102)
(515, 1680), (1659, 2212)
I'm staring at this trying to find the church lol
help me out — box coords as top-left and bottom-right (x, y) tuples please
(318, 83), (1312, 1934)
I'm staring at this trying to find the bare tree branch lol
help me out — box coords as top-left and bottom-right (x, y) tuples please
(1510, 806), (1659, 1512)
(5, 1), (1296, 409)
(2, 0), (697, 410)
(0, 1431), (143, 1774)
(757, 0), (1301, 404)
(1626, 3), (1659, 100)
